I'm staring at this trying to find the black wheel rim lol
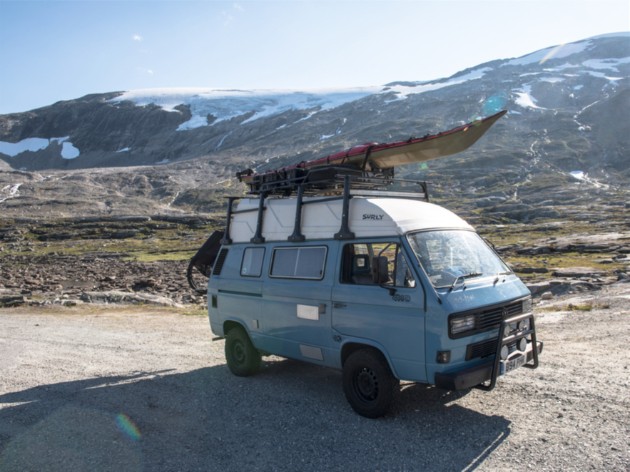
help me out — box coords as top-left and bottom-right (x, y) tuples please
(233, 340), (246, 365)
(354, 367), (378, 402)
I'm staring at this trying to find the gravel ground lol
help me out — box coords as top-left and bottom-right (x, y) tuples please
(0, 283), (628, 472)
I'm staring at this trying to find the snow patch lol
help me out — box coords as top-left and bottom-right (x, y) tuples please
(584, 71), (623, 81)
(514, 85), (544, 110)
(112, 87), (379, 130)
(0, 183), (22, 204)
(569, 170), (609, 189)
(0, 137), (50, 156)
(582, 57), (630, 71)
(0, 137), (80, 159)
(215, 131), (233, 150)
(177, 115), (209, 131)
(540, 77), (565, 84)
(61, 141), (80, 159)
(385, 67), (492, 101)
(570, 171), (586, 181)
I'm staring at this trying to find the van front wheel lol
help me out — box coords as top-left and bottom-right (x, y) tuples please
(342, 349), (396, 418)
(225, 326), (261, 376)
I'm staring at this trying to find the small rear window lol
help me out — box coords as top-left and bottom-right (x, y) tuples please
(241, 247), (265, 277)
(270, 246), (327, 280)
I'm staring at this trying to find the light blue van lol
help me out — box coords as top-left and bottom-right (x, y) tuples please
(205, 184), (542, 418)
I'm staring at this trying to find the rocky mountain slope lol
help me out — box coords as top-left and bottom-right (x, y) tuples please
(1, 33), (629, 310)
(0, 33), (628, 221)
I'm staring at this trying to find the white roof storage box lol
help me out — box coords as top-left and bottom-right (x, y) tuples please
(228, 196), (472, 243)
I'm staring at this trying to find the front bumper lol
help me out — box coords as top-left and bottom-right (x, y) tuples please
(435, 339), (543, 391)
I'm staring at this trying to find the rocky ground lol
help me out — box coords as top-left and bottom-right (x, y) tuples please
(0, 255), (198, 308)
(0, 212), (629, 309)
(0, 216), (218, 309)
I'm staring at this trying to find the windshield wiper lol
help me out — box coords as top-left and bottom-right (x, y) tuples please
(448, 272), (483, 292)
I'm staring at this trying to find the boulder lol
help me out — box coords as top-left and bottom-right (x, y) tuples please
(552, 267), (607, 278)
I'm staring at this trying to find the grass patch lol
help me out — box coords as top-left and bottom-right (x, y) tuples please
(478, 222), (597, 248)
(539, 302), (611, 312)
(180, 306), (208, 316)
(0, 218), (216, 261)
(125, 250), (196, 263)
(539, 303), (592, 312)
(505, 252), (625, 272)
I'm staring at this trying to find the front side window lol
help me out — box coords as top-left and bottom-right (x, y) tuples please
(341, 242), (416, 288)
(270, 246), (327, 279)
(407, 230), (511, 288)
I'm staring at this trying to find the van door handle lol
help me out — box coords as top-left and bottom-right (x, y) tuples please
(333, 302), (347, 309)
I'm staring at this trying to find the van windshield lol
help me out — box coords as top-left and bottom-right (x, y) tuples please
(407, 230), (511, 288)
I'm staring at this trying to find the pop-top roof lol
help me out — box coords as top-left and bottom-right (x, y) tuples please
(228, 196), (472, 243)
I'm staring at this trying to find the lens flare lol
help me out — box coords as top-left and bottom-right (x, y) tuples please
(481, 94), (507, 116)
(116, 413), (142, 441)
(540, 44), (566, 65)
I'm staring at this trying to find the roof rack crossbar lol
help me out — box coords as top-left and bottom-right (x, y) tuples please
(288, 185), (306, 243)
(240, 165), (429, 200)
(334, 175), (355, 240)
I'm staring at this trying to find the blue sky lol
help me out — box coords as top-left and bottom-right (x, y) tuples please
(0, 0), (628, 114)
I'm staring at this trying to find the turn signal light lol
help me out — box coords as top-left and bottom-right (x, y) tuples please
(436, 351), (451, 364)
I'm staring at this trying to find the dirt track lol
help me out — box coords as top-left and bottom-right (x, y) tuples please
(1, 283), (629, 471)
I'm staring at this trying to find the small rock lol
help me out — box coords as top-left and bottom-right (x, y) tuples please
(0, 295), (26, 307)
(552, 267), (606, 278)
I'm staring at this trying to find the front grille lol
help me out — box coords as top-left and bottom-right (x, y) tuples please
(466, 339), (518, 361)
(466, 339), (496, 360)
(449, 298), (525, 339)
(476, 300), (523, 330)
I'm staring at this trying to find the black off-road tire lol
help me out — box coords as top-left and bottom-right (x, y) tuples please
(225, 326), (261, 376)
(342, 349), (397, 418)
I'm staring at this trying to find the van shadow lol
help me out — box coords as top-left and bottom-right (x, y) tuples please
(0, 360), (510, 472)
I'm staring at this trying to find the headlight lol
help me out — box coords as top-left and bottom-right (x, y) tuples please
(450, 315), (475, 335)
(518, 338), (527, 351)
(518, 318), (531, 332)
(522, 297), (533, 313)
(503, 322), (517, 338)
(500, 345), (509, 360)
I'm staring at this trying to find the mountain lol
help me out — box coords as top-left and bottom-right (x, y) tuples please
(0, 33), (628, 222)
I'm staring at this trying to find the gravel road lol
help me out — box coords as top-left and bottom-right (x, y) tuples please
(1, 283), (629, 472)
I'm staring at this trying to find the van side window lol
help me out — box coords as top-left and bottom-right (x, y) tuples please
(341, 243), (416, 288)
(270, 246), (327, 279)
(241, 247), (265, 277)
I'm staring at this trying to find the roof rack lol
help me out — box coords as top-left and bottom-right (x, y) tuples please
(237, 165), (429, 199)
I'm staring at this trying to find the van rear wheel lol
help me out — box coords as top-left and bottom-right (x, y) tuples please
(342, 349), (396, 418)
(225, 326), (261, 376)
